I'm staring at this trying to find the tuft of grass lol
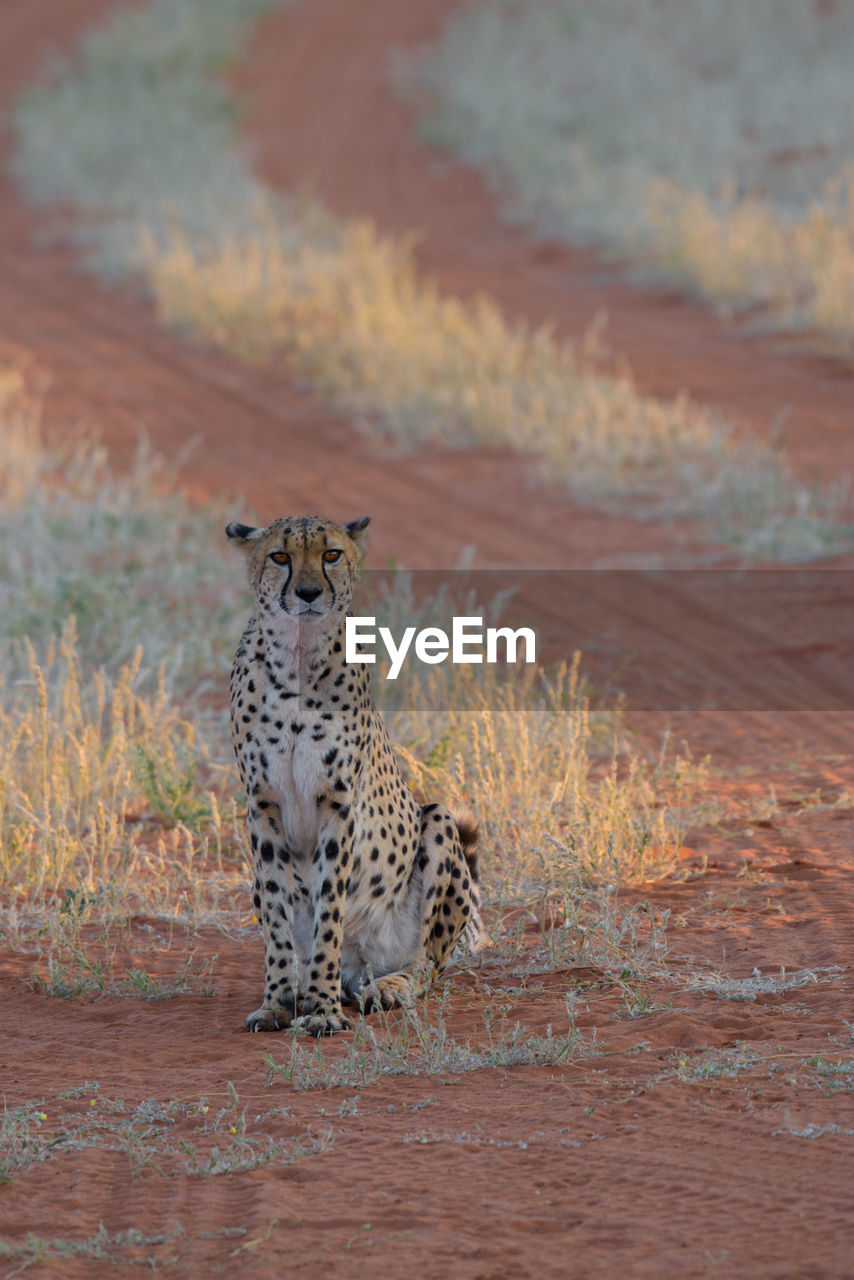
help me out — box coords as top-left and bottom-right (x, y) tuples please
(0, 1103), (52, 1186)
(0, 621), (239, 909)
(684, 965), (844, 1003)
(771, 1122), (854, 1140)
(146, 219), (728, 497)
(673, 1043), (760, 1081)
(403, 0), (854, 350)
(11, 0), (281, 276)
(0, 351), (252, 967)
(265, 984), (582, 1090)
(797, 1056), (854, 1096)
(0, 1086), (333, 1188)
(516, 893), (671, 979)
(0, 1224), (187, 1271)
(11, 2), (854, 554)
(395, 666), (693, 900)
(645, 175), (854, 348)
(180, 1082), (334, 1176)
(0, 349), (250, 684)
(33, 943), (218, 1002)
(367, 579), (696, 897)
(145, 218), (854, 552)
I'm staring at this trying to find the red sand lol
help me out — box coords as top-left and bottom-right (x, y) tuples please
(1, 3), (853, 1276)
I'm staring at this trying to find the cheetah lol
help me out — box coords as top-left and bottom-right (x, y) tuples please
(227, 513), (483, 1036)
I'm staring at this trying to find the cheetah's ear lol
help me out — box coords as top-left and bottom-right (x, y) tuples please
(226, 521), (264, 554)
(344, 516), (371, 550)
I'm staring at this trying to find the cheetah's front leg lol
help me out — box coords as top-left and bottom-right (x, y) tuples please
(244, 804), (301, 1033)
(298, 822), (354, 1037)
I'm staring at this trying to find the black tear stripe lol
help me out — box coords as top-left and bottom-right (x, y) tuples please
(321, 559), (339, 607)
(277, 559), (293, 610)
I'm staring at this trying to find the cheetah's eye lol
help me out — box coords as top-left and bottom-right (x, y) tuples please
(322, 549), (342, 564)
(269, 551), (290, 565)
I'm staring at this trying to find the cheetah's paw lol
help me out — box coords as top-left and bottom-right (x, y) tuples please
(244, 1004), (293, 1033)
(299, 1009), (353, 1037)
(364, 972), (417, 1010)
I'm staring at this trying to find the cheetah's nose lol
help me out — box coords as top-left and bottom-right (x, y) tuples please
(295, 585), (322, 603)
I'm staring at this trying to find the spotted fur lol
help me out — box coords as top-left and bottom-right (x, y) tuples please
(227, 513), (483, 1036)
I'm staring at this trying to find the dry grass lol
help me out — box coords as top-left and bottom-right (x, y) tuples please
(395, 660), (692, 901)
(0, 1082), (333, 1186)
(11, 0), (279, 276)
(143, 219), (854, 554)
(0, 621), (249, 937)
(0, 350), (698, 1005)
(11, 0), (854, 555)
(144, 220), (729, 497)
(0, 357), (251, 974)
(265, 983), (583, 1090)
(645, 176), (854, 346)
(403, 0), (854, 350)
(0, 350), (249, 682)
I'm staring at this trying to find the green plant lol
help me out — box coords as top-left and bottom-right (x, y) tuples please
(673, 1043), (760, 1081)
(265, 984), (583, 1090)
(33, 940), (218, 1001)
(683, 965), (843, 1002)
(0, 1103), (51, 1185)
(0, 1087), (334, 1188)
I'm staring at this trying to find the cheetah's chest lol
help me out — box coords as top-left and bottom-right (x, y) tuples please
(256, 719), (341, 855)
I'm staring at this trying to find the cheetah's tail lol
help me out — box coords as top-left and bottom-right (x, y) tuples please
(452, 809), (490, 955)
(453, 809), (480, 881)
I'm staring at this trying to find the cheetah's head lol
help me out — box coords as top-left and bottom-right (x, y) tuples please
(226, 513), (370, 635)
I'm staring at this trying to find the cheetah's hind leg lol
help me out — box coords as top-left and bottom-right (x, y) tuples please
(361, 804), (480, 1012)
